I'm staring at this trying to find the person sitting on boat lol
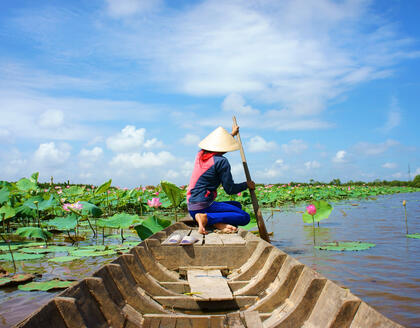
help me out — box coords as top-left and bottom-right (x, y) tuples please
(187, 125), (255, 234)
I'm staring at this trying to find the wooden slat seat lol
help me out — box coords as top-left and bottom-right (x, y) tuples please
(187, 269), (233, 301)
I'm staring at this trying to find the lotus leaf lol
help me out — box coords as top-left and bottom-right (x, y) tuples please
(69, 249), (116, 257)
(22, 196), (44, 210)
(16, 178), (38, 191)
(315, 241), (375, 251)
(161, 181), (183, 207)
(79, 201), (102, 218)
(15, 227), (52, 241)
(134, 215), (171, 240)
(48, 256), (81, 263)
(95, 179), (112, 195)
(30, 172), (39, 184)
(19, 247), (55, 254)
(37, 195), (57, 211)
(302, 200), (333, 223)
(63, 186), (85, 197)
(0, 205), (16, 220)
(97, 213), (142, 229)
(18, 280), (74, 291)
(47, 214), (77, 231)
(0, 244), (20, 251)
(0, 188), (10, 204)
(0, 253), (44, 261)
(407, 233), (420, 239)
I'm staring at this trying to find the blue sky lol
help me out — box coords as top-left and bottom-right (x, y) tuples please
(0, 0), (419, 187)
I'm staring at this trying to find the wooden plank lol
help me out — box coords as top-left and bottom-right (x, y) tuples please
(159, 317), (176, 328)
(226, 312), (245, 327)
(187, 269), (233, 300)
(162, 230), (190, 245)
(189, 230), (204, 245)
(204, 232), (223, 245)
(218, 233), (246, 245)
(242, 311), (263, 328)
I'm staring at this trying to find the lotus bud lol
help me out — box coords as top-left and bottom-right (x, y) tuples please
(306, 204), (316, 216)
(403, 200), (406, 206)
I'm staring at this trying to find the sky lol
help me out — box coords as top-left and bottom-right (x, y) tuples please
(0, 0), (419, 187)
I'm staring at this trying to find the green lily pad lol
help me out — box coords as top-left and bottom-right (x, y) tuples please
(19, 247), (55, 254)
(407, 233), (420, 239)
(15, 227), (52, 241)
(47, 214), (77, 231)
(315, 241), (375, 251)
(0, 244), (20, 252)
(0, 274), (34, 287)
(97, 213), (142, 229)
(18, 280), (74, 291)
(0, 253), (45, 261)
(48, 256), (81, 263)
(69, 249), (116, 257)
(134, 215), (171, 240)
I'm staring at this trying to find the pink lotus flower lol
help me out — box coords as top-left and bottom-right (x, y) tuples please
(57, 190), (62, 194)
(142, 187), (147, 192)
(237, 192), (242, 196)
(348, 186), (351, 191)
(155, 192), (159, 196)
(66, 185), (70, 188)
(63, 201), (83, 212)
(306, 204), (316, 216)
(147, 198), (162, 208)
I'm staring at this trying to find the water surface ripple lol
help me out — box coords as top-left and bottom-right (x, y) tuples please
(269, 192), (420, 328)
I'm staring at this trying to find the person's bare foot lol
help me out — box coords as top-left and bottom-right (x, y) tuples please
(214, 223), (237, 233)
(195, 213), (208, 234)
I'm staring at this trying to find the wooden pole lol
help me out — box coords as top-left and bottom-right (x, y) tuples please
(233, 116), (270, 243)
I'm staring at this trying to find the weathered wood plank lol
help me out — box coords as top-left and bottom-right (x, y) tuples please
(218, 233), (246, 245)
(187, 269), (233, 300)
(162, 230), (191, 245)
(226, 312), (245, 327)
(242, 311), (263, 328)
(189, 230), (204, 245)
(204, 232), (223, 245)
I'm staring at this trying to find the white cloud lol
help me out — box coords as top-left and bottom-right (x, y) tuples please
(163, 169), (179, 180)
(305, 160), (321, 169)
(110, 151), (175, 169)
(379, 97), (401, 133)
(353, 139), (398, 156)
(106, 125), (163, 153)
(392, 172), (403, 179)
(281, 139), (307, 154)
(332, 150), (347, 163)
(99, 0), (419, 117)
(38, 109), (64, 128)
(248, 136), (277, 152)
(34, 142), (71, 167)
(105, 0), (162, 18)
(382, 162), (397, 169)
(181, 134), (201, 146)
(78, 147), (103, 169)
(107, 125), (145, 152)
(144, 138), (164, 149)
(222, 94), (259, 115)
(275, 159), (289, 170)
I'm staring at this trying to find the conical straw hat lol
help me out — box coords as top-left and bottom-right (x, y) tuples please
(198, 127), (240, 152)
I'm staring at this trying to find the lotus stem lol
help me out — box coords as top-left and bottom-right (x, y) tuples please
(67, 231), (75, 244)
(121, 229), (125, 243)
(312, 215), (316, 245)
(0, 233), (16, 274)
(403, 201), (408, 234)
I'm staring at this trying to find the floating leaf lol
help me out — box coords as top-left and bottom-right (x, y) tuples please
(19, 247), (55, 254)
(134, 215), (171, 240)
(48, 256), (81, 263)
(18, 280), (74, 291)
(315, 241), (375, 251)
(0, 274), (34, 287)
(407, 233), (420, 239)
(47, 214), (77, 231)
(0, 253), (44, 261)
(302, 200), (333, 223)
(97, 213), (142, 229)
(69, 249), (116, 257)
(15, 227), (52, 241)
(160, 181), (184, 208)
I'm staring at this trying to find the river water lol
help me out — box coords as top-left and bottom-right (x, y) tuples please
(268, 192), (420, 328)
(0, 193), (419, 327)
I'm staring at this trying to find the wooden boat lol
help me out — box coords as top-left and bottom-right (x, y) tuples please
(17, 220), (403, 327)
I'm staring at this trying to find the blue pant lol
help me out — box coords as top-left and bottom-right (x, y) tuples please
(189, 201), (250, 227)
